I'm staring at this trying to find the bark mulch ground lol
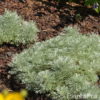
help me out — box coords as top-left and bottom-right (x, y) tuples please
(0, 0), (100, 100)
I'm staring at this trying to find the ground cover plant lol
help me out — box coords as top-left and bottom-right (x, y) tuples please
(0, 10), (39, 45)
(9, 27), (100, 100)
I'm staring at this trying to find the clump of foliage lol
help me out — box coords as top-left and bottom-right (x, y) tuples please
(0, 10), (39, 45)
(10, 27), (100, 100)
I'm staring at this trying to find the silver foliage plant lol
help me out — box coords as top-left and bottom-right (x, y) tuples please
(10, 27), (100, 100)
(0, 10), (39, 45)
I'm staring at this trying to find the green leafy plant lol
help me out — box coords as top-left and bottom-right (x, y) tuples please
(10, 27), (100, 100)
(93, 3), (100, 13)
(85, 0), (100, 13)
(75, 13), (82, 21)
(0, 10), (39, 45)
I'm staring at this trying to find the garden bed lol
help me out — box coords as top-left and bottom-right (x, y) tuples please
(0, 0), (100, 100)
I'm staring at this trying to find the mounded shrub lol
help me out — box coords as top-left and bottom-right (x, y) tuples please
(10, 27), (100, 100)
(0, 10), (39, 45)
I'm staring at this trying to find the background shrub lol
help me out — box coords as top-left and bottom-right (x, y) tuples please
(10, 27), (100, 100)
(0, 10), (39, 45)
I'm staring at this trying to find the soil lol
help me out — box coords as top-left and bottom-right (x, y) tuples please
(0, 0), (100, 100)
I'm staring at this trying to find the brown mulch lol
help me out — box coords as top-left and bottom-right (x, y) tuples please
(0, 0), (100, 100)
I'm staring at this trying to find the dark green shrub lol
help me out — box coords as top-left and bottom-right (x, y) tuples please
(10, 27), (100, 100)
(0, 10), (39, 45)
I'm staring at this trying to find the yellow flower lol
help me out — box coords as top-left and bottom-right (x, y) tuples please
(5, 92), (25, 100)
(0, 93), (4, 100)
(0, 89), (27, 100)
